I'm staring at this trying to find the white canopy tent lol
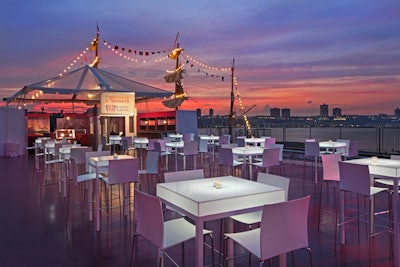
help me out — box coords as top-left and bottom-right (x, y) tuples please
(4, 64), (173, 108)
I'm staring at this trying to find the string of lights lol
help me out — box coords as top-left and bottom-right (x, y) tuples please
(58, 37), (98, 77)
(234, 76), (253, 136)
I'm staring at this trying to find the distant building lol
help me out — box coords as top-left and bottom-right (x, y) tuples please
(333, 107), (342, 118)
(270, 107), (281, 118)
(209, 108), (214, 117)
(395, 107), (400, 118)
(320, 103), (328, 117)
(281, 108), (291, 118)
(196, 108), (201, 118)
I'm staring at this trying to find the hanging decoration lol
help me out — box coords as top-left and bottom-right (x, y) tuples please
(182, 53), (230, 82)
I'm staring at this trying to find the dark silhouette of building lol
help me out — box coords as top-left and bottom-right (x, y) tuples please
(282, 108), (291, 118)
(270, 107), (281, 118)
(320, 103), (328, 117)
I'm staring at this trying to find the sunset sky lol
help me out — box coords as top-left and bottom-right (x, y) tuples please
(1, 0), (400, 116)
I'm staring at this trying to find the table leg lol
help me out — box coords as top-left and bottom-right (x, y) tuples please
(95, 169), (101, 231)
(393, 178), (399, 266)
(340, 190), (345, 244)
(195, 218), (204, 267)
(175, 150), (178, 171)
(314, 157), (318, 184)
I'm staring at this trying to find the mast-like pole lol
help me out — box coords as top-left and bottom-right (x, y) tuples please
(228, 58), (235, 137)
(175, 42), (180, 111)
(93, 25), (100, 68)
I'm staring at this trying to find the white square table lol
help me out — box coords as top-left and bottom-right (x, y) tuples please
(343, 157), (400, 266)
(156, 175), (285, 267)
(199, 135), (219, 161)
(244, 137), (266, 147)
(133, 137), (149, 169)
(165, 141), (184, 171)
(319, 141), (347, 154)
(232, 146), (264, 180)
(88, 154), (135, 231)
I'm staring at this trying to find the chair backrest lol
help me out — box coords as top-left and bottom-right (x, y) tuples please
(261, 148), (281, 168)
(257, 172), (290, 201)
(304, 141), (320, 157)
(219, 147), (234, 167)
(218, 135), (230, 146)
(198, 139), (209, 153)
(221, 143), (238, 149)
(183, 141), (199, 156)
(164, 169), (205, 183)
(391, 155), (400, 160)
(145, 150), (160, 174)
(269, 143), (283, 161)
(154, 140), (167, 152)
(147, 139), (158, 151)
(237, 136), (246, 147)
(101, 136), (108, 146)
(54, 143), (63, 157)
(69, 158), (79, 183)
(338, 161), (370, 196)
(336, 139), (350, 155)
(121, 137), (129, 150)
(134, 189), (164, 248)
(107, 158), (139, 185)
(348, 141), (359, 158)
(260, 195), (310, 260)
(264, 137), (276, 148)
(321, 153), (341, 182)
(85, 151), (110, 173)
(182, 133), (191, 142)
(70, 147), (93, 165)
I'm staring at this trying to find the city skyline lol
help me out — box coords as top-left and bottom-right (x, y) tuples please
(1, 1), (400, 116)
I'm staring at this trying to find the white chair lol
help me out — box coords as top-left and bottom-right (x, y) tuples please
(130, 189), (214, 266)
(230, 172), (290, 227)
(121, 136), (135, 156)
(178, 141), (199, 170)
(251, 147), (282, 176)
(335, 161), (390, 261)
(101, 158), (139, 237)
(318, 153), (341, 234)
(198, 138), (210, 169)
(303, 140), (321, 184)
(66, 157), (105, 227)
(218, 147), (243, 177)
(269, 143), (285, 174)
(224, 195), (312, 266)
(138, 150), (160, 194)
(154, 140), (171, 171)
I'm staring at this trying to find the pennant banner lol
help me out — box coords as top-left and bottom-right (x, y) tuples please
(104, 40), (170, 56)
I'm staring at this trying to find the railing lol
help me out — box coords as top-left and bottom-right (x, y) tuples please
(198, 126), (400, 156)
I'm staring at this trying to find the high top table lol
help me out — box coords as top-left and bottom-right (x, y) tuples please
(157, 176), (285, 267)
(88, 154), (135, 231)
(232, 146), (264, 180)
(343, 157), (400, 266)
(319, 140), (347, 154)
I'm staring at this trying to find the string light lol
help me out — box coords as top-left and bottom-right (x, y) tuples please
(234, 76), (253, 136)
(58, 37), (97, 77)
(183, 53), (231, 72)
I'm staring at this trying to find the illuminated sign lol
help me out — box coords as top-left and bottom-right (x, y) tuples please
(100, 92), (135, 116)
